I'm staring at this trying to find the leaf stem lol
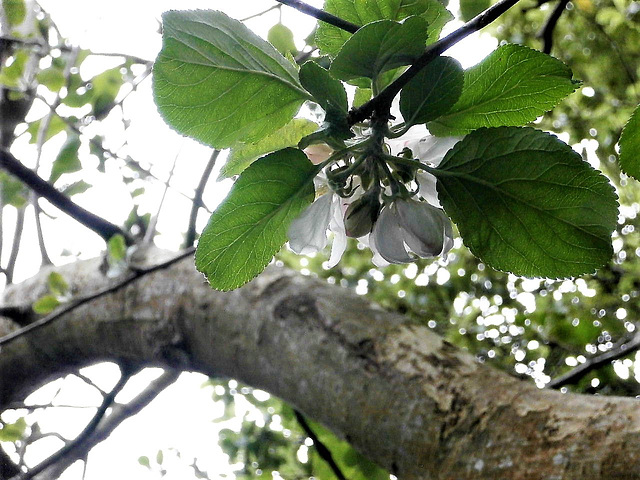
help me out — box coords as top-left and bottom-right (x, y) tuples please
(275, 0), (359, 33)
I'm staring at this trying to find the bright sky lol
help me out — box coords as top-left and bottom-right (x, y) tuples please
(1, 1), (498, 478)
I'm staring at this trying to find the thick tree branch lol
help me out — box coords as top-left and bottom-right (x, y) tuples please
(275, 0), (359, 33)
(540, 0), (570, 54)
(3, 253), (640, 479)
(349, 0), (523, 124)
(184, 150), (220, 249)
(0, 149), (128, 243)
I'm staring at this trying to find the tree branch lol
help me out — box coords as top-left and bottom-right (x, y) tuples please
(4, 206), (25, 284)
(0, 149), (128, 243)
(183, 150), (220, 249)
(14, 366), (134, 480)
(546, 331), (640, 389)
(275, 0), (359, 33)
(540, 0), (570, 54)
(294, 410), (346, 480)
(348, 0), (523, 124)
(0, 247), (194, 348)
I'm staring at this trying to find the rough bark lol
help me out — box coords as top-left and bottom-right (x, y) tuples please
(1, 250), (640, 480)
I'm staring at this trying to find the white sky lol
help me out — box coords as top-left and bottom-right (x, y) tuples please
(1, 1), (498, 478)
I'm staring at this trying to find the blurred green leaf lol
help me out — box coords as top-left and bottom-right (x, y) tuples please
(33, 294), (61, 314)
(50, 132), (81, 183)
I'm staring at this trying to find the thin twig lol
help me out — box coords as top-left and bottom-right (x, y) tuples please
(241, 3), (281, 22)
(4, 207), (25, 285)
(275, 0), (359, 33)
(183, 150), (220, 249)
(546, 332), (640, 389)
(293, 410), (347, 480)
(0, 247), (195, 348)
(348, 0), (523, 124)
(13, 366), (135, 480)
(540, 0), (570, 54)
(0, 148), (128, 243)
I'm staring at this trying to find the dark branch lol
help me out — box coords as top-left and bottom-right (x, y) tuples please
(184, 150), (220, 249)
(0, 149), (128, 243)
(348, 0), (523, 124)
(4, 207), (25, 285)
(294, 410), (347, 480)
(0, 247), (195, 348)
(14, 366), (134, 480)
(275, 0), (359, 34)
(546, 332), (640, 389)
(540, 0), (570, 54)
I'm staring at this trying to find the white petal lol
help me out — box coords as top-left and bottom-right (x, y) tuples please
(287, 193), (333, 255)
(327, 196), (348, 267)
(396, 200), (446, 258)
(303, 143), (334, 165)
(415, 170), (441, 208)
(412, 135), (463, 166)
(372, 205), (413, 264)
(367, 233), (390, 267)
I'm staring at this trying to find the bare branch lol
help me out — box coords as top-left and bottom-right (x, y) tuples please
(183, 150), (220, 249)
(0, 148), (128, 243)
(348, 0), (523, 124)
(546, 331), (640, 389)
(0, 247), (195, 348)
(294, 410), (346, 480)
(540, 0), (570, 54)
(275, 0), (359, 33)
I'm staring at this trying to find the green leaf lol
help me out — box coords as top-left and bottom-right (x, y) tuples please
(108, 234), (127, 262)
(153, 10), (309, 149)
(428, 44), (580, 136)
(33, 294), (61, 314)
(317, 0), (452, 57)
(90, 67), (124, 119)
(37, 67), (66, 92)
(2, 0), (26, 27)
(26, 115), (68, 144)
(220, 119), (318, 179)
(196, 148), (317, 291)
(0, 418), (26, 442)
(268, 23), (298, 56)
(434, 127), (617, 278)
(138, 456), (151, 469)
(353, 87), (372, 107)
(0, 49), (28, 87)
(299, 61), (348, 117)
(399, 55), (463, 126)
(459, 0), (490, 21)
(618, 103), (640, 181)
(0, 171), (28, 207)
(329, 17), (428, 82)
(61, 180), (92, 196)
(156, 449), (164, 465)
(49, 133), (81, 183)
(47, 271), (69, 297)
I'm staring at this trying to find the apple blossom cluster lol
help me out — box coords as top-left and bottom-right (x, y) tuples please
(287, 129), (461, 267)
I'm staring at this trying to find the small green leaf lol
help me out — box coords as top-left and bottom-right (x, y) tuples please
(459, 0), (490, 21)
(316, 0), (452, 57)
(399, 55), (463, 126)
(156, 449), (164, 465)
(90, 67), (124, 119)
(153, 10), (309, 149)
(268, 23), (298, 55)
(138, 456), (151, 469)
(196, 148), (317, 291)
(2, 0), (26, 27)
(618, 104), (640, 181)
(37, 67), (66, 92)
(108, 234), (127, 262)
(47, 271), (69, 297)
(50, 133), (82, 183)
(26, 115), (67, 144)
(220, 119), (318, 179)
(0, 418), (27, 442)
(33, 294), (61, 314)
(299, 61), (348, 117)
(0, 171), (28, 207)
(330, 17), (428, 82)
(353, 87), (372, 107)
(61, 180), (92, 196)
(428, 44), (580, 136)
(434, 127), (617, 278)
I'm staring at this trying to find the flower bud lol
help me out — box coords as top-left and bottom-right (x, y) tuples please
(344, 191), (381, 238)
(395, 199), (453, 257)
(303, 143), (333, 165)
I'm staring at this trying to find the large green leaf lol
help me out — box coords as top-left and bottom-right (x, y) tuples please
(219, 119), (318, 179)
(459, 0), (490, 21)
(196, 148), (317, 290)
(299, 61), (348, 117)
(316, 0), (452, 57)
(434, 127), (617, 278)
(399, 55), (463, 126)
(618, 104), (640, 181)
(154, 10), (309, 149)
(428, 44), (580, 136)
(329, 17), (428, 82)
